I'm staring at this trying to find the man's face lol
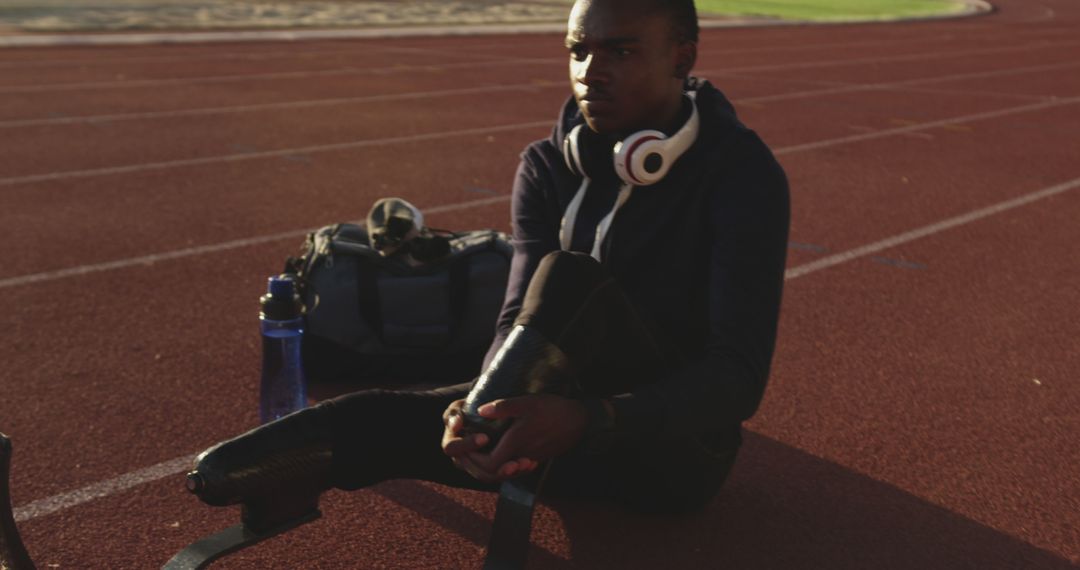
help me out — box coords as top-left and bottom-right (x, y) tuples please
(566, 0), (683, 138)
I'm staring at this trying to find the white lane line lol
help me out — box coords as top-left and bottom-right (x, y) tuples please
(459, 33), (976, 56)
(867, 84), (1049, 103)
(0, 195), (512, 291)
(714, 39), (1080, 75)
(785, 176), (1080, 279)
(0, 57), (553, 95)
(0, 43), (518, 70)
(773, 95), (1080, 155)
(0, 22), (572, 49)
(14, 174), (1079, 522)
(0, 119), (551, 188)
(709, 60), (1080, 104)
(12, 454), (198, 523)
(7, 58), (1073, 130)
(23, 26), (1059, 80)
(0, 33), (952, 70)
(0, 1), (996, 50)
(0, 82), (562, 129)
(0, 230), (311, 290)
(0, 47), (361, 70)
(4, 38), (1075, 95)
(5, 94), (1077, 189)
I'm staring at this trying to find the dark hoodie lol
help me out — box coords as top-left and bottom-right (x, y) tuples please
(485, 78), (790, 446)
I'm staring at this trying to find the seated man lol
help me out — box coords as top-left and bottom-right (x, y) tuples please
(189, 0), (789, 520)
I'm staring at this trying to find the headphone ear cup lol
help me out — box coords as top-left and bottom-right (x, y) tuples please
(613, 130), (667, 186)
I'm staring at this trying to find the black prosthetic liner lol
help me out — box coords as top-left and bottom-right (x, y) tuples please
(186, 407), (333, 509)
(460, 252), (603, 445)
(461, 325), (576, 444)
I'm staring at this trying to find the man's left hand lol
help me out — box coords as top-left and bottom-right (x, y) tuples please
(464, 394), (588, 483)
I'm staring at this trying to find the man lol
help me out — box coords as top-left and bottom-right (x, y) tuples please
(189, 0), (788, 517)
(439, 0), (789, 503)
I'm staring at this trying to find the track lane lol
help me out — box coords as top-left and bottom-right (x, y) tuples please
(0, 84), (1050, 180)
(760, 188), (1080, 561)
(3, 33), (1074, 122)
(0, 60), (558, 122)
(2, 196), (516, 501)
(5, 56), (1076, 128)
(0, 88), (560, 179)
(6, 37), (1078, 97)
(3, 90), (1078, 280)
(0, 41), (537, 88)
(0, 126), (541, 278)
(6, 172), (1078, 542)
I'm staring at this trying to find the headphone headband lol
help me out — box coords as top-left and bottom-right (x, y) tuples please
(563, 124), (587, 177)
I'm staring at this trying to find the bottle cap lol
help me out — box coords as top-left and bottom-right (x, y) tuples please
(268, 276), (294, 298)
(260, 275), (304, 320)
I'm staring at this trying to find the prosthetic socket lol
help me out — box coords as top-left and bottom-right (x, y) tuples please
(461, 325), (577, 445)
(184, 407), (333, 531)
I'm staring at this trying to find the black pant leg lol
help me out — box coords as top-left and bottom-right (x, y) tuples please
(315, 382), (496, 493)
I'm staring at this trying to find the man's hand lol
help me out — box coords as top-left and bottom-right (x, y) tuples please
(442, 399), (536, 483)
(441, 395), (588, 484)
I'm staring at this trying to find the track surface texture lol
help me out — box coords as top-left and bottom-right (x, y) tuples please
(2, 1), (1079, 568)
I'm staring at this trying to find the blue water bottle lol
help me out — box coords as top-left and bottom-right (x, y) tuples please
(258, 275), (308, 424)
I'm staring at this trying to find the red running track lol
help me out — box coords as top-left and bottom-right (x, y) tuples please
(1, 0), (1079, 567)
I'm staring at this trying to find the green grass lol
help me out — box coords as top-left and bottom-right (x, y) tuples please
(695, 0), (968, 21)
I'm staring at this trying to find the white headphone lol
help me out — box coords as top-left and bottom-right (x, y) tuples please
(563, 93), (699, 187)
(559, 94), (700, 260)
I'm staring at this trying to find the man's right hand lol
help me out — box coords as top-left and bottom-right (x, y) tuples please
(441, 398), (538, 484)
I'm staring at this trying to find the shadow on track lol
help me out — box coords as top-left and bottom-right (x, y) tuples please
(370, 432), (1076, 569)
(301, 378), (1078, 568)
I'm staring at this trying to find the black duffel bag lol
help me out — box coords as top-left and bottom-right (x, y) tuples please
(283, 212), (512, 386)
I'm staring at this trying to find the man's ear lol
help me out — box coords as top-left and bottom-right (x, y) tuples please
(674, 41), (697, 80)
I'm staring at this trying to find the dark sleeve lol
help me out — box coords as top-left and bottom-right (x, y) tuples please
(608, 137), (790, 441)
(481, 149), (561, 369)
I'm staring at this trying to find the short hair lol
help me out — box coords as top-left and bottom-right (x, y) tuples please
(647, 0), (699, 44)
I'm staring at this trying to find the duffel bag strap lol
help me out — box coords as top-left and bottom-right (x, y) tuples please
(355, 257), (384, 343)
(446, 253), (472, 342)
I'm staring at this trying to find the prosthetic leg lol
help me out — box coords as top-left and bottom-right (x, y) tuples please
(461, 251), (643, 569)
(1, 433), (36, 570)
(171, 252), (641, 568)
(460, 324), (576, 570)
(164, 407), (334, 569)
(169, 322), (574, 570)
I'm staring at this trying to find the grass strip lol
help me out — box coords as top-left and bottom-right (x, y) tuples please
(696, 0), (968, 21)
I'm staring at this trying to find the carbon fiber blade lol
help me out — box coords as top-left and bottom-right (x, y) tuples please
(162, 509), (320, 570)
(1, 433), (36, 570)
(482, 462), (551, 570)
